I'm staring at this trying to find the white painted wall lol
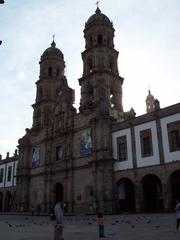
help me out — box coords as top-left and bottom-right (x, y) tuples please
(0, 164), (5, 188)
(112, 128), (133, 171)
(161, 113), (180, 163)
(135, 121), (160, 167)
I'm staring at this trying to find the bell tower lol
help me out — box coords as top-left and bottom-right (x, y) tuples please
(32, 40), (65, 129)
(79, 7), (124, 118)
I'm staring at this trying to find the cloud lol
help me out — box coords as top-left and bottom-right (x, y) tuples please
(17, 71), (26, 80)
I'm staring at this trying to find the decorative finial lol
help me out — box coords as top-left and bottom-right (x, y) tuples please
(51, 34), (56, 48)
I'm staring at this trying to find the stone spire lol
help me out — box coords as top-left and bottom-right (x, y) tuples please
(146, 89), (155, 113)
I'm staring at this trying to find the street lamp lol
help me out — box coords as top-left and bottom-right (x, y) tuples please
(0, 0), (4, 44)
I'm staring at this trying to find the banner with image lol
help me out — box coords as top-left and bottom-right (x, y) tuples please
(80, 128), (92, 156)
(32, 147), (40, 168)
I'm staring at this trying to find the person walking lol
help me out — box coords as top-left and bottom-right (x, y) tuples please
(54, 200), (64, 240)
(96, 212), (105, 238)
(175, 200), (180, 232)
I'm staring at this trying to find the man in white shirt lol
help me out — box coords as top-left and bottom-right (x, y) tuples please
(54, 200), (64, 240)
(175, 200), (180, 232)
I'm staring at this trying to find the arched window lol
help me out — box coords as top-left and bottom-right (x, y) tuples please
(38, 87), (43, 99)
(88, 59), (93, 73)
(88, 84), (94, 102)
(109, 58), (113, 71)
(110, 93), (114, 108)
(89, 62), (93, 72)
(48, 67), (52, 77)
(97, 34), (103, 45)
(90, 37), (93, 47)
(107, 37), (110, 46)
(56, 68), (59, 76)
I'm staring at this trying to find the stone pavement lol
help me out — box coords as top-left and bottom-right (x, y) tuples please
(0, 213), (179, 240)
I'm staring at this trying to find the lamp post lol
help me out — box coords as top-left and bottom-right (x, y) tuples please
(0, 0), (4, 45)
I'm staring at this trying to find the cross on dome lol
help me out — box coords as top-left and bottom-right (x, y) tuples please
(96, 1), (100, 8)
(51, 34), (56, 48)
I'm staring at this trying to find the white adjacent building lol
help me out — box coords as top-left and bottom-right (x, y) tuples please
(112, 98), (180, 212)
(0, 152), (18, 211)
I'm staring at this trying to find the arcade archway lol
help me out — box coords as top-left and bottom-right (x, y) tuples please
(0, 192), (3, 211)
(142, 174), (163, 211)
(170, 170), (180, 207)
(4, 191), (12, 211)
(117, 178), (135, 212)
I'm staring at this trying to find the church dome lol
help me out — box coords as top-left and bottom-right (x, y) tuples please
(85, 7), (112, 28)
(41, 40), (64, 60)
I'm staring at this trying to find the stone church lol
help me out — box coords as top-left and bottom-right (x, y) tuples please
(16, 7), (180, 214)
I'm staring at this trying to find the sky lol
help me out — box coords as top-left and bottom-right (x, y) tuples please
(0, 0), (180, 158)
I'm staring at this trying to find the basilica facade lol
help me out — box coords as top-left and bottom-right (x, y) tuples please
(15, 7), (180, 214)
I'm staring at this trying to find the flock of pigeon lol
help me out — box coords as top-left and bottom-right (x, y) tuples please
(1, 214), (161, 235)
(3, 217), (50, 229)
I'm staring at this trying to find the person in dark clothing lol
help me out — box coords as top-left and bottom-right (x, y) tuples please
(96, 213), (105, 238)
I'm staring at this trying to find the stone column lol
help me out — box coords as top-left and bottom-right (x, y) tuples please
(134, 179), (143, 212)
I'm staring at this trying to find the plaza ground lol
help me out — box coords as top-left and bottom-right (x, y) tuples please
(0, 213), (179, 240)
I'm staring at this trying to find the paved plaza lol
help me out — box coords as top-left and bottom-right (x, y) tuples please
(0, 213), (179, 240)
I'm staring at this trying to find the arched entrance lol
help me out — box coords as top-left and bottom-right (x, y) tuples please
(170, 170), (180, 207)
(117, 178), (135, 212)
(12, 192), (17, 211)
(0, 192), (3, 211)
(4, 191), (12, 212)
(54, 183), (63, 204)
(142, 174), (164, 211)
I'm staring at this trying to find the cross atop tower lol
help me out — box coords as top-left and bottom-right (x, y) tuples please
(96, 1), (100, 8)
(51, 34), (56, 47)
